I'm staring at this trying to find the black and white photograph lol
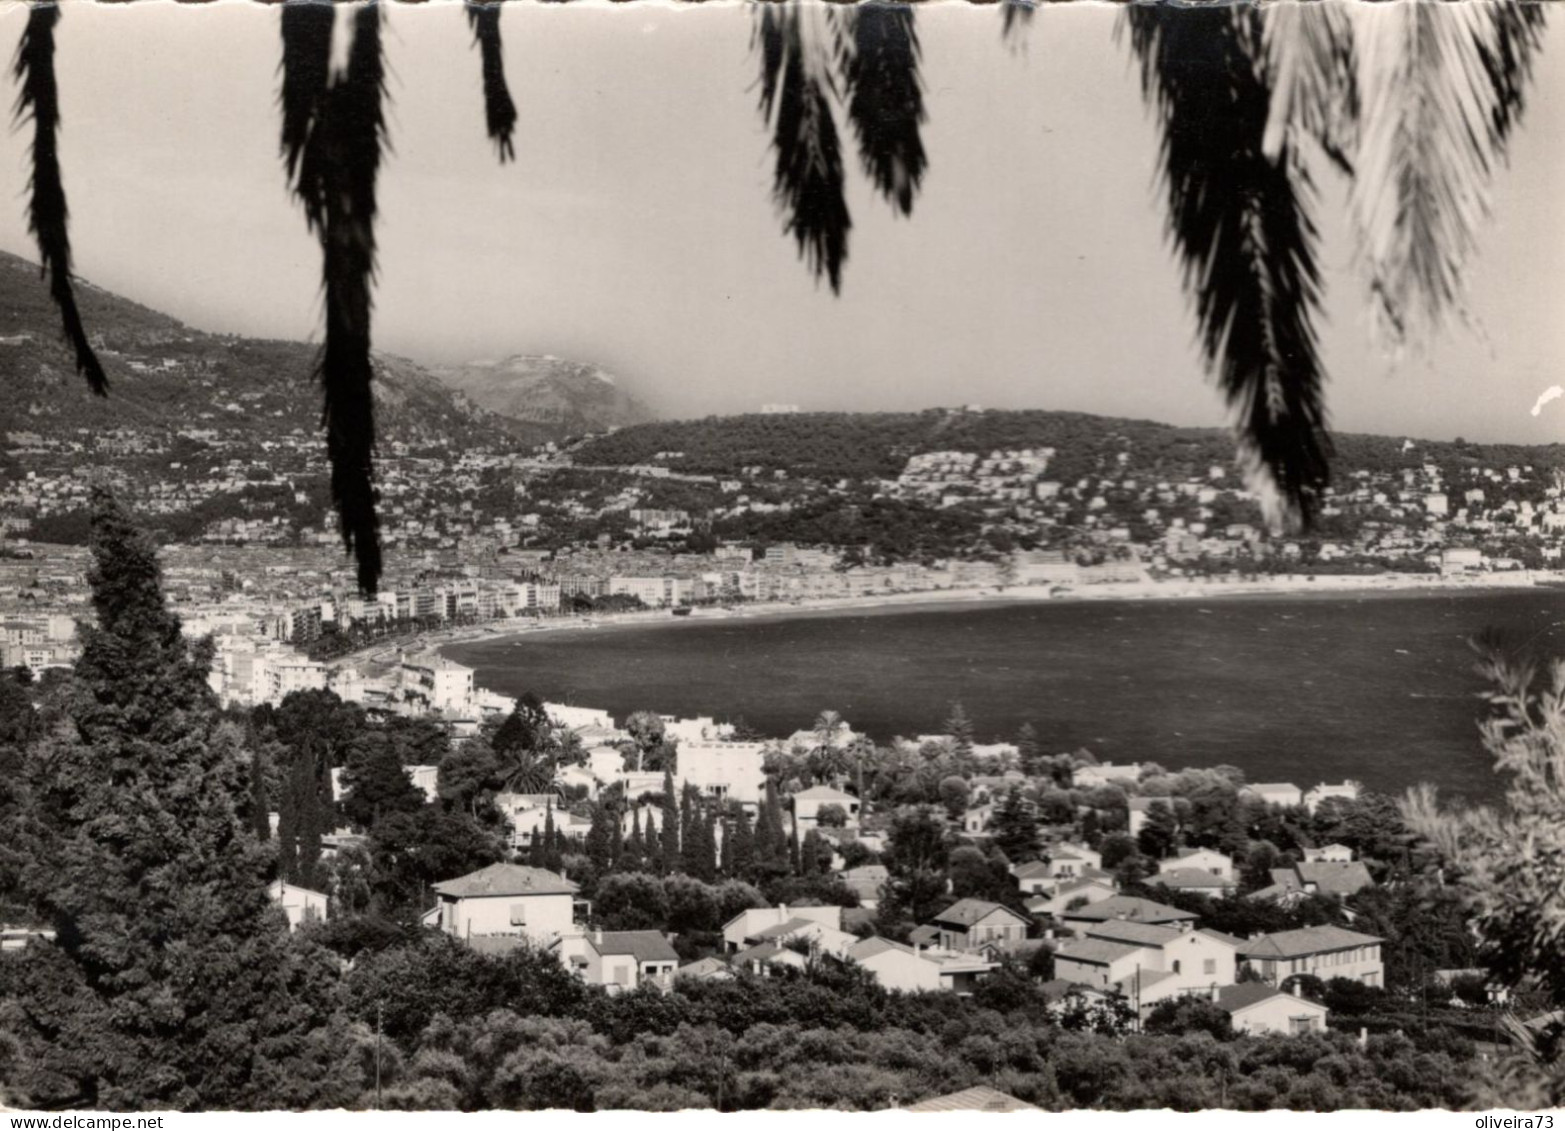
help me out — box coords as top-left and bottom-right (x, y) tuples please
(0, 0), (1562, 1115)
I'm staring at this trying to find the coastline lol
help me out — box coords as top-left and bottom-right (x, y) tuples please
(339, 569), (1565, 671)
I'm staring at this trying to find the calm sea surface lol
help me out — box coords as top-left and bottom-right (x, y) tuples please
(444, 590), (1565, 804)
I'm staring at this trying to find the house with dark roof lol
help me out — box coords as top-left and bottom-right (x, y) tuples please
(1239, 926), (1385, 988)
(929, 898), (1030, 953)
(430, 863), (580, 947)
(1249, 860), (1375, 905)
(1215, 983), (1330, 1035)
(581, 929), (680, 993)
(1053, 919), (1241, 1018)
(1061, 894), (1197, 931)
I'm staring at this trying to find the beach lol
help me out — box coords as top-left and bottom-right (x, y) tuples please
(314, 568), (1560, 675)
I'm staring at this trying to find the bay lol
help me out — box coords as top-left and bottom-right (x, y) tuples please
(443, 589), (1565, 804)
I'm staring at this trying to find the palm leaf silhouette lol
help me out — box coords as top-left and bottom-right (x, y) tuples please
(1261, 0), (1358, 175)
(1351, 1), (1548, 345)
(839, 2), (926, 217)
(1001, 0), (1036, 43)
(283, 2), (388, 595)
(12, 4), (106, 397)
(279, 0), (333, 195)
(1127, 4), (1331, 525)
(756, 3), (851, 293)
(467, 1), (518, 164)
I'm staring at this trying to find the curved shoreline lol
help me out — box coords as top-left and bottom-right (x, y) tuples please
(413, 570), (1557, 664)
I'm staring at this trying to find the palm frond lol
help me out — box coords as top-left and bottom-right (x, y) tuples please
(279, 0), (334, 202)
(1002, 0), (1035, 43)
(1351, 1), (1546, 346)
(754, 2), (786, 121)
(12, 4), (106, 397)
(757, 3), (851, 293)
(285, 2), (388, 595)
(1126, 3), (1332, 526)
(841, 2), (927, 217)
(467, 1), (518, 164)
(1261, 0), (1358, 175)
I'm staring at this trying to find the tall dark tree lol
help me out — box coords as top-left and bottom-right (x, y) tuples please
(728, 805), (756, 881)
(4, 493), (360, 1109)
(249, 747), (273, 843)
(338, 732), (425, 830)
(1015, 722), (1041, 775)
(658, 769), (680, 876)
(1137, 800), (1179, 860)
(585, 803), (614, 874)
(992, 785), (1040, 863)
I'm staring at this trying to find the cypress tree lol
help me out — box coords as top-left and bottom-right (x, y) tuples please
(535, 802), (556, 868)
(753, 780), (788, 877)
(249, 747), (271, 842)
(788, 823), (802, 875)
(1016, 722), (1040, 775)
(729, 806), (756, 879)
(678, 784), (696, 874)
(624, 807), (645, 872)
(659, 768), (680, 875)
(610, 805), (625, 869)
(7, 493), (360, 1109)
(585, 803), (614, 872)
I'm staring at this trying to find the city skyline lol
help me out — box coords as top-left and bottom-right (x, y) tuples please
(0, 2), (1561, 444)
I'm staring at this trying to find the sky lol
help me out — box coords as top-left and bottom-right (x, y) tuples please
(0, 1), (1561, 443)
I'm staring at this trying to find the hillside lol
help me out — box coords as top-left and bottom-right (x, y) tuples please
(569, 409), (1565, 487)
(430, 354), (654, 441)
(0, 250), (545, 456)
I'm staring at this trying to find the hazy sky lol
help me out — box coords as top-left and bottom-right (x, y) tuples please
(1, 1), (1561, 442)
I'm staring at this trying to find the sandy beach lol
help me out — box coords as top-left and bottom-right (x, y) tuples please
(311, 568), (1564, 674)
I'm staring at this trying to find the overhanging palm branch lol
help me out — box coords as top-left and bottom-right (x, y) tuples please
(283, 2), (388, 595)
(839, 2), (927, 217)
(12, 4), (106, 397)
(1351, 0), (1548, 345)
(1001, 0), (1035, 44)
(1126, 4), (1331, 525)
(1260, 0), (1358, 175)
(467, 1), (518, 164)
(755, 2), (851, 293)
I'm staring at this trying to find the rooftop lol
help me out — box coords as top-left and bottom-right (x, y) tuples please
(1240, 925), (1384, 959)
(1083, 920), (1184, 948)
(932, 898), (1028, 929)
(1153, 867), (1234, 889)
(1063, 895), (1195, 925)
(1215, 982), (1324, 1014)
(1055, 937), (1142, 965)
(904, 1086), (1038, 1113)
(432, 863), (580, 899)
(792, 785), (858, 802)
(590, 930), (679, 964)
